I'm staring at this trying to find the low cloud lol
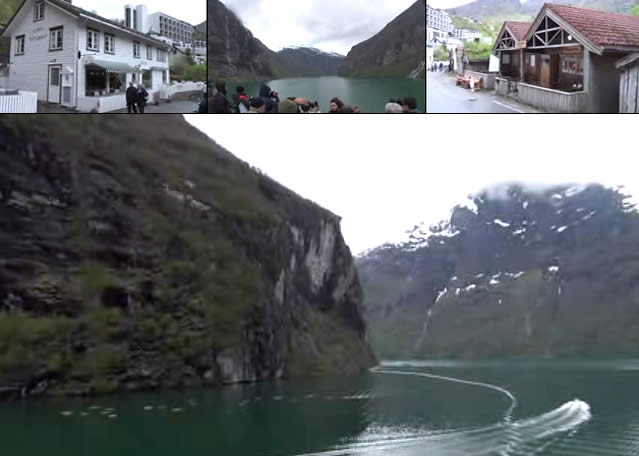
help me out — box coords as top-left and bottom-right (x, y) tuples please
(219, 0), (416, 54)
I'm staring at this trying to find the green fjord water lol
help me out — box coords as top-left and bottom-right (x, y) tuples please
(3, 360), (639, 455)
(230, 77), (425, 113)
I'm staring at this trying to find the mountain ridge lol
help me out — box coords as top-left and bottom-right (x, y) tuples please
(359, 182), (639, 359)
(447, 0), (637, 20)
(340, 0), (426, 78)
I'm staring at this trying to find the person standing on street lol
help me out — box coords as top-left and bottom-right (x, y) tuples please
(136, 83), (149, 114)
(126, 81), (138, 114)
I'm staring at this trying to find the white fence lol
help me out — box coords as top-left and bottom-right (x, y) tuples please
(0, 89), (38, 113)
(160, 81), (205, 100)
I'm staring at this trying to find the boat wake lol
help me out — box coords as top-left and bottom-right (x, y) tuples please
(288, 366), (591, 456)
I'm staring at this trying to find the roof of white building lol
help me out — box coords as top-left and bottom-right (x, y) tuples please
(2, 0), (171, 48)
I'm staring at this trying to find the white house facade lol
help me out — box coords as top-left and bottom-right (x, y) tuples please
(2, 0), (171, 112)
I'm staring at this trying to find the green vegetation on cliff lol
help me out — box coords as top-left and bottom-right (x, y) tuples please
(0, 115), (375, 398)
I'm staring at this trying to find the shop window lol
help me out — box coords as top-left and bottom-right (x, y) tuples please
(560, 55), (583, 75)
(143, 70), (152, 89)
(86, 67), (107, 96)
(109, 73), (126, 94)
(85, 67), (126, 96)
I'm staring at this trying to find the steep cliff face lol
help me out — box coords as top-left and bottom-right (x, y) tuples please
(340, 0), (426, 78)
(208, 0), (279, 80)
(0, 115), (375, 398)
(359, 183), (639, 359)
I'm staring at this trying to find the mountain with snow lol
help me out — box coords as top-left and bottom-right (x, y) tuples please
(358, 183), (639, 359)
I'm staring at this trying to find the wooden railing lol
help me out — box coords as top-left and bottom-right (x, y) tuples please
(517, 83), (587, 113)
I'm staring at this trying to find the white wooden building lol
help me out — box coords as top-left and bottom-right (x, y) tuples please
(1, 0), (171, 112)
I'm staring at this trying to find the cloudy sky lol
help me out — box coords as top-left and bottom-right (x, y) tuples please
(185, 115), (638, 256)
(73, 0), (205, 26)
(427, 0), (476, 8)
(220, 0), (418, 55)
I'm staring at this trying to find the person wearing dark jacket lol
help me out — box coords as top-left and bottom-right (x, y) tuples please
(211, 81), (231, 113)
(136, 83), (149, 114)
(258, 83), (279, 113)
(231, 86), (250, 113)
(126, 81), (138, 114)
(402, 96), (420, 113)
(329, 97), (345, 113)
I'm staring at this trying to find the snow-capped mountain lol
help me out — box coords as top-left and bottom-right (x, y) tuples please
(358, 183), (639, 359)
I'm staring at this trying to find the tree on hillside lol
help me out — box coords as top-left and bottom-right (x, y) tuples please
(464, 41), (493, 60)
(434, 45), (450, 61)
(0, 0), (22, 23)
(632, 2), (639, 16)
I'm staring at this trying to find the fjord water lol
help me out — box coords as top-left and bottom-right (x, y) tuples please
(231, 77), (425, 113)
(3, 360), (639, 455)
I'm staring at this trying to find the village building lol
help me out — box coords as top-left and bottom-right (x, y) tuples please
(147, 11), (193, 44)
(1, 0), (172, 112)
(493, 3), (639, 113)
(616, 52), (639, 113)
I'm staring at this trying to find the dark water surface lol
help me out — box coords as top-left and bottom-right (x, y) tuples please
(3, 360), (639, 455)
(229, 77), (425, 113)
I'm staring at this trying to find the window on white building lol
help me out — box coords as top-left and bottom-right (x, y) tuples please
(87, 28), (100, 51)
(157, 48), (166, 62)
(49, 27), (63, 51)
(143, 70), (152, 89)
(147, 45), (153, 60)
(15, 35), (25, 55)
(34, 1), (45, 22)
(104, 34), (115, 54)
(133, 42), (140, 58)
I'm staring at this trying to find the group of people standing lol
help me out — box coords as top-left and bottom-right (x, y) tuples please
(125, 81), (150, 114)
(209, 81), (420, 114)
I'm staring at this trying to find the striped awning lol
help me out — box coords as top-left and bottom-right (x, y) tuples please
(85, 58), (141, 73)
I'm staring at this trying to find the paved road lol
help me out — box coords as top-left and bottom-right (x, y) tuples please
(38, 100), (200, 113)
(427, 71), (539, 113)
(114, 100), (200, 113)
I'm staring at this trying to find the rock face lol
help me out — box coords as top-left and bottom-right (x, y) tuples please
(208, 0), (279, 80)
(340, 0), (426, 78)
(359, 183), (639, 359)
(0, 115), (375, 398)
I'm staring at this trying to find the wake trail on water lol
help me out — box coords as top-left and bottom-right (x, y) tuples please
(287, 366), (591, 456)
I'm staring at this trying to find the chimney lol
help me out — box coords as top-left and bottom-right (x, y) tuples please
(124, 4), (132, 29)
(136, 5), (148, 33)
